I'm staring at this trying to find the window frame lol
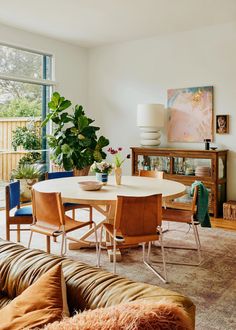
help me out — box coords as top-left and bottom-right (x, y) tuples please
(0, 42), (56, 162)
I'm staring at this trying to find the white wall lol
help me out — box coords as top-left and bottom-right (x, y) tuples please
(88, 22), (236, 199)
(0, 23), (88, 107)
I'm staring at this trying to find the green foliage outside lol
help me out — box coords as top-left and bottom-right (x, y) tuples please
(0, 98), (41, 117)
(42, 92), (110, 170)
(12, 124), (42, 166)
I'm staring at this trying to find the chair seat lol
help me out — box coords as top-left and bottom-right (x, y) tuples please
(14, 206), (32, 217)
(103, 223), (160, 245)
(30, 216), (93, 236)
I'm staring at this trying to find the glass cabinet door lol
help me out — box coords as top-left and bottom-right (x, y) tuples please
(137, 155), (171, 173)
(173, 157), (212, 177)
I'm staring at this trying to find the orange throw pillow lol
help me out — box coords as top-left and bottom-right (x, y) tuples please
(0, 264), (69, 330)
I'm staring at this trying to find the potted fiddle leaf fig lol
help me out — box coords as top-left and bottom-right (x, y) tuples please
(42, 92), (109, 172)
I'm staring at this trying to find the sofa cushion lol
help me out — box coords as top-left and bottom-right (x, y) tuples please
(43, 300), (193, 330)
(0, 264), (69, 330)
(0, 239), (195, 329)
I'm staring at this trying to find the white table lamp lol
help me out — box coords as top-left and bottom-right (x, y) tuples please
(137, 104), (164, 146)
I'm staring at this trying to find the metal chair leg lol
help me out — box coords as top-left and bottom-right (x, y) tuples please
(143, 230), (168, 283)
(60, 234), (64, 256)
(93, 221), (99, 266)
(28, 231), (33, 248)
(98, 225), (104, 267)
(113, 230), (117, 274)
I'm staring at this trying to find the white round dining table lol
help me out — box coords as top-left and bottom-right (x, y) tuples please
(34, 175), (185, 205)
(34, 175), (185, 255)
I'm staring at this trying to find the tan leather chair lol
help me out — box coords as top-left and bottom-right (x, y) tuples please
(28, 189), (98, 257)
(98, 194), (167, 283)
(161, 186), (202, 265)
(45, 171), (92, 221)
(139, 169), (164, 179)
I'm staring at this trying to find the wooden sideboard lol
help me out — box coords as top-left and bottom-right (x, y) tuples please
(131, 147), (228, 218)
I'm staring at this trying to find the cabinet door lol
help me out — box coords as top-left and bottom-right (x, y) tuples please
(137, 155), (171, 173)
(173, 157), (212, 178)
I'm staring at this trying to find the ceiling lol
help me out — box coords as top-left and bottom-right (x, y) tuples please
(0, 0), (235, 48)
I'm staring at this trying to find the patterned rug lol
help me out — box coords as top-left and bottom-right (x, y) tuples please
(0, 209), (236, 330)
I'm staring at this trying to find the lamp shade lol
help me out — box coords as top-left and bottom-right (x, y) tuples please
(137, 104), (164, 128)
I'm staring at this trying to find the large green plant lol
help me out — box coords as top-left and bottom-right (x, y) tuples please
(42, 92), (109, 171)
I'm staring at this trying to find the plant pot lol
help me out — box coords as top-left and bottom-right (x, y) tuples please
(96, 172), (108, 185)
(114, 167), (122, 185)
(73, 166), (90, 176)
(19, 178), (38, 202)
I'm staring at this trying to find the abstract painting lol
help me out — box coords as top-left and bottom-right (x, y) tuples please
(167, 86), (213, 142)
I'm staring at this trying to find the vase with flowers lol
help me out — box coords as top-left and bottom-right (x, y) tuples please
(90, 161), (113, 185)
(108, 147), (130, 185)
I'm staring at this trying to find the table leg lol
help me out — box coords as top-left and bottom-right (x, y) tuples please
(68, 203), (121, 262)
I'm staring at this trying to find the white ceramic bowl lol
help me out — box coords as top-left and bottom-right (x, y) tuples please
(78, 181), (103, 191)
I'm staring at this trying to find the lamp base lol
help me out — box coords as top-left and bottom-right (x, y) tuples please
(140, 128), (161, 147)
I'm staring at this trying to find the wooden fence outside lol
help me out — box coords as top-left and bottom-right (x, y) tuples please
(0, 117), (41, 181)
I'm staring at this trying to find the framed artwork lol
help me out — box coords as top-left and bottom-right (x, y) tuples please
(167, 86), (213, 142)
(216, 115), (229, 134)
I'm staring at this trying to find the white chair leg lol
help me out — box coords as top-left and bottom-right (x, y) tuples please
(159, 228), (168, 282)
(93, 221), (99, 266)
(64, 235), (67, 255)
(192, 220), (201, 264)
(147, 242), (151, 261)
(98, 225), (104, 267)
(60, 234), (65, 256)
(28, 231), (33, 248)
(142, 243), (146, 262)
(113, 230), (117, 274)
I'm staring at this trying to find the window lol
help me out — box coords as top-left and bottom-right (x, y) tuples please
(0, 44), (53, 120)
(0, 44), (55, 190)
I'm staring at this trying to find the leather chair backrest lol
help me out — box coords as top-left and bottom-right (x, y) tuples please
(139, 170), (164, 179)
(32, 189), (65, 228)
(114, 194), (162, 237)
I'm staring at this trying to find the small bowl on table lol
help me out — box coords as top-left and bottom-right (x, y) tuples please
(78, 181), (103, 191)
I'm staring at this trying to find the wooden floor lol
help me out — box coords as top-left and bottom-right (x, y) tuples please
(211, 217), (236, 231)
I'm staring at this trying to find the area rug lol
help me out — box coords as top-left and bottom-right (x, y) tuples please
(0, 209), (235, 330)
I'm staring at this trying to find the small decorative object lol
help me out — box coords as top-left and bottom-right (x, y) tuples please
(90, 161), (113, 185)
(216, 115), (229, 134)
(78, 181), (103, 191)
(223, 201), (236, 220)
(167, 86), (213, 142)
(195, 166), (211, 177)
(204, 138), (211, 150)
(137, 104), (164, 146)
(108, 147), (131, 185)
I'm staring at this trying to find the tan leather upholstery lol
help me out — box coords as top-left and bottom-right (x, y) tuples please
(0, 239), (195, 328)
(29, 190), (96, 255)
(100, 194), (167, 282)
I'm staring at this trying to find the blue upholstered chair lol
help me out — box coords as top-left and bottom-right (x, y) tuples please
(45, 171), (93, 221)
(5, 181), (33, 242)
